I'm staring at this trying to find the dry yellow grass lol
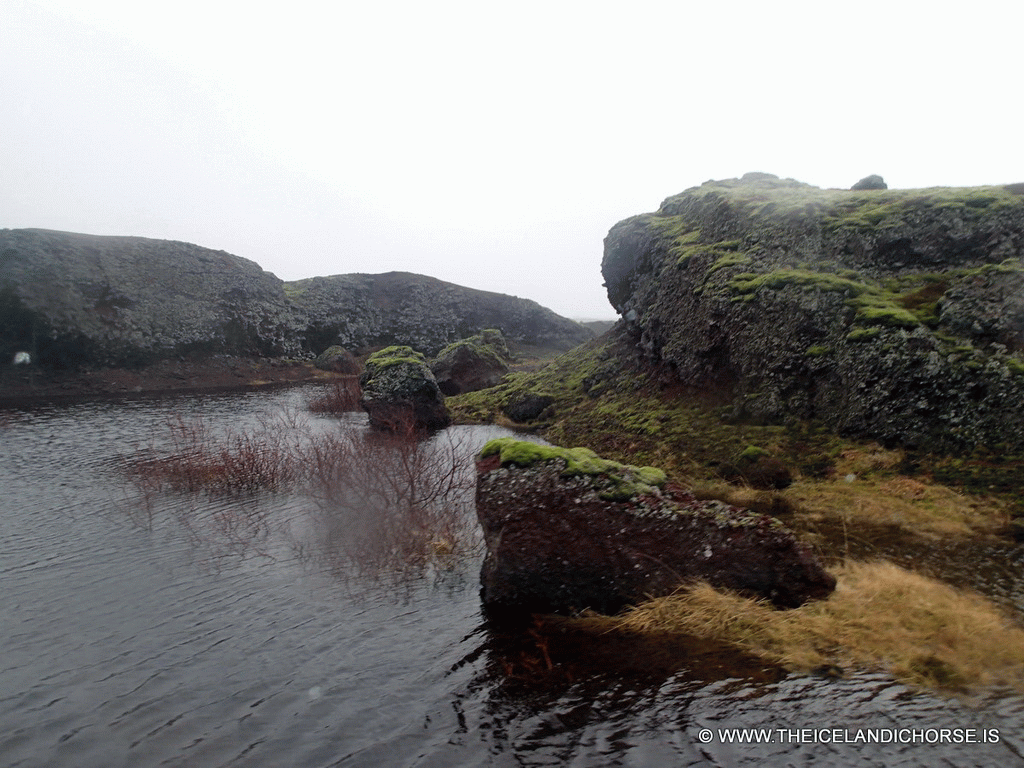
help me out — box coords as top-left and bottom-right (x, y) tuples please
(579, 560), (1024, 692)
(785, 476), (1005, 537)
(696, 446), (1008, 538)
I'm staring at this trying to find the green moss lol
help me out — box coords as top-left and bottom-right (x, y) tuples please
(282, 283), (306, 300)
(708, 253), (753, 275)
(730, 268), (922, 328)
(739, 445), (770, 463)
(731, 269), (867, 296)
(805, 345), (833, 358)
(852, 297), (920, 328)
(480, 437), (667, 500)
(435, 333), (507, 368)
(847, 327), (881, 342)
(363, 346), (429, 378)
(661, 180), (1024, 237)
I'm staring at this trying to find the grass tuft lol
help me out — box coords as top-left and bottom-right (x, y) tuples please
(580, 560), (1024, 692)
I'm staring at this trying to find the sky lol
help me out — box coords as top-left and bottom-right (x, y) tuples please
(3, 1), (1022, 321)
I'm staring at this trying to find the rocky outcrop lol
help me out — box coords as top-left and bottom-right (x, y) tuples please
(851, 174), (888, 191)
(0, 228), (299, 369)
(0, 229), (591, 376)
(430, 329), (510, 395)
(358, 346), (450, 431)
(286, 272), (591, 356)
(602, 173), (1024, 452)
(313, 345), (360, 374)
(475, 439), (836, 617)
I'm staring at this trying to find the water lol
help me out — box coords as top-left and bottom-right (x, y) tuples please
(1, 387), (1022, 767)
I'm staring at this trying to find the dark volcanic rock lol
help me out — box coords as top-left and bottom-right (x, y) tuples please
(430, 329), (510, 395)
(0, 229), (299, 369)
(313, 345), (360, 374)
(601, 174), (1024, 452)
(359, 346), (450, 431)
(475, 440), (835, 617)
(0, 229), (591, 382)
(851, 174), (888, 190)
(286, 272), (592, 356)
(501, 393), (555, 422)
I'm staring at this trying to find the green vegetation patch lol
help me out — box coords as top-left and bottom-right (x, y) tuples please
(708, 252), (753, 275)
(480, 437), (667, 501)
(362, 345), (429, 378)
(847, 327), (881, 342)
(434, 332), (507, 368)
(730, 268), (920, 328)
(658, 179), (1024, 236)
(282, 282), (307, 300)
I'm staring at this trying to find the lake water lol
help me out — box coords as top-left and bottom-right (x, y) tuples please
(1, 386), (1022, 767)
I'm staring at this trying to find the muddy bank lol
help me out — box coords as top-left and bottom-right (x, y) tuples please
(0, 356), (332, 406)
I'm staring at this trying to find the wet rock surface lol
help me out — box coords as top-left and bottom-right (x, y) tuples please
(359, 346), (451, 431)
(475, 441), (835, 618)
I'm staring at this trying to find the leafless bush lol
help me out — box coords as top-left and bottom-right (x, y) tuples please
(306, 377), (362, 414)
(123, 408), (482, 584)
(126, 413), (301, 495)
(299, 414), (481, 580)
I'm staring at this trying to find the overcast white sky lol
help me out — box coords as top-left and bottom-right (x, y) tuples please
(3, 1), (1021, 320)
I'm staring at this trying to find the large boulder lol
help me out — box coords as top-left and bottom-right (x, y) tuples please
(851, 174), (888, 190)
(430, 329), (510, 395)
(601, 174), (1024, 453)
(313, 344), (361, 374)
(358, 346), (451, 431)
(475, 439), (835, 618)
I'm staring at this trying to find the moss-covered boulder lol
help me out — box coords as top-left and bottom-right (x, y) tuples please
(475, 439), (835, 617)
(358, 346), (450, 431)
(313, 345), (360, 374)
(429, 329), (510, 395)
(601, 173), (1024, 453)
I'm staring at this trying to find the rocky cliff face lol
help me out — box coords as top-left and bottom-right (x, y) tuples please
(0, 229), (590, 372)
(0, 228), (298, 369)
(286, 272), (591, 357)
(602, 173), (1024, 452)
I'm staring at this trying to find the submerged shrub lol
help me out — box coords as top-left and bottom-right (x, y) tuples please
(299, 416), (481, 579)
(126, 414), (300, 495)
(306, 376), (362, 414)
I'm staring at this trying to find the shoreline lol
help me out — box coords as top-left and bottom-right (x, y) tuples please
(0, 356), (338, 407)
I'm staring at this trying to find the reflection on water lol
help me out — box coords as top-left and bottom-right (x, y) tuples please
(1, 386), (1022, 767)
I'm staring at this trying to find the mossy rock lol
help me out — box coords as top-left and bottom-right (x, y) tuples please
(480, 438), (667, 501)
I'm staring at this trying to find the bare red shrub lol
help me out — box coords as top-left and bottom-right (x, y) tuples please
(126, 414), (300, 495)
(124, 408), (481, 582)
(306, 377), (362, 414)
(299, 412), (480, 579)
